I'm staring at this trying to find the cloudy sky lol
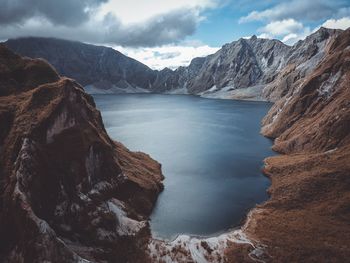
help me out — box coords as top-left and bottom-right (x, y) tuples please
(1, 0), (350, 69)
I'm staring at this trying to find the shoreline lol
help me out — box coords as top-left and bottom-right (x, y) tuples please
(147, 208), (270, 262)
(146, 142), (275, 263)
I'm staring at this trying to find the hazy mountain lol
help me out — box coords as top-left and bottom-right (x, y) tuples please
(5, 37), (157, 94)
(4, 28), (342, 101)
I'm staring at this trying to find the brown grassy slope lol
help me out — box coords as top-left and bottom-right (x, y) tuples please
(226, 29), (350, 262)
(0, 45), (163, 262)
(0, 44), (60, 96)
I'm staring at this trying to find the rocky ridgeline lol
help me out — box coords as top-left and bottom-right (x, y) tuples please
(4, 28), (342, 101)
(225, 27), (350, 262)
(5, 37), (157, 94)
(0, 45), (163, 262)
(154, 27), (341, 101)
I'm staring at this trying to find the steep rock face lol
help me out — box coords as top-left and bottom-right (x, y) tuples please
(186, 28), (341, 100)
(151, 28), (341, 100)
(262, 27), (342, 101)
(4, 28), (342, 101)
(188, 37), (289, 94)
(151, 57), (206, 93)
(151, 36), (290, 99)
(5, 37), (157, 94)
(225, 28), (350, 262)
(0, 45), (163, 263)
(262, 28), (350, 153)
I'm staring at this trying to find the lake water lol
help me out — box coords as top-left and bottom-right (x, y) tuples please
(93, 94), (274, 240)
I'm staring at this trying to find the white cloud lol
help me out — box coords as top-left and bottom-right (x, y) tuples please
(239, 10), (266, 23)
(257, 33), (271, 39)
(281, 33), (298, 43)
(257, 19), (312, 45)
(115, 44), (219, 70)
(239, 0), (339, 23)
(322, 17), (350, 30)
(259, 19), (303, 36)
(239, 1), (350, 46)
(97, 0), (219, 24)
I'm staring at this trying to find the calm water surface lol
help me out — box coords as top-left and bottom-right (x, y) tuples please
(93, 94), (274, 240)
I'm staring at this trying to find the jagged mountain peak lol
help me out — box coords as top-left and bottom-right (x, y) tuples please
(159, 67), (174, 73)
(4, 28), (346, 100)
(188, 56), (206, 67)
(292, 27), (342, 49)
(312, 26), (342, 39)
(262, 27), (350, 152)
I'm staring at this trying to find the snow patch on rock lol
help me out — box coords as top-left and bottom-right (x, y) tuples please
(296, 40), (328, 74)
(200, 85), (266, 101)
(46, 107), (76, 143)
(148, 209), (268, 263)
(88, 181), (114, 197)
(318, 71), (341, 98)
(108, 198), (146, 236)
(13, 138), (56, 236)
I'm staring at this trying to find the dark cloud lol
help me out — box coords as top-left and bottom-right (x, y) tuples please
(0, 0), (107, 26)
(0, 7), (201, 48)
(103, 9), (200, 47)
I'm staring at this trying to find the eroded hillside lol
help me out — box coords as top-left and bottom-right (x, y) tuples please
(0, 45), (163, 263)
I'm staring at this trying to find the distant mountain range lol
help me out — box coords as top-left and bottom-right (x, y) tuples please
(4, 27), (342, 101)
(4, 37), (157, 94)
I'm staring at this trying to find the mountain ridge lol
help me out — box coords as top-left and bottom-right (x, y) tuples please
(0, 44), (163, 262)
(5, 37), (157, 94)
(4, 27), (343, 101)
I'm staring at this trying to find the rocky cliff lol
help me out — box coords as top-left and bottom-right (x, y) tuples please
(156, 36), (289, 99)
(262, 27), (341, 101)
(0, 45), (163, 263)
(4, 28), (342, 101)
(156, 27), (341, 101)
(225, 27), (350, 262)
